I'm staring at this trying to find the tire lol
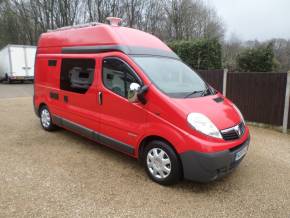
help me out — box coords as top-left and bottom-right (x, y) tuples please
(143, 140), (182, 185)
(5, 74), (12, 84)
(39, 105), (57, 131)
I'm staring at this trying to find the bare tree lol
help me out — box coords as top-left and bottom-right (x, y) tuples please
(273, 39), (290, 71)
(163, 0), (224, 40)
(222, 34), (243, 71)
(0, 0), (225, 46)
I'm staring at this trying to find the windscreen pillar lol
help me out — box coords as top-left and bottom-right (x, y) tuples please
(282, 71), (290, 134)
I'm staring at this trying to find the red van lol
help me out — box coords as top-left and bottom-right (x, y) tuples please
(34, 18), (250, 185)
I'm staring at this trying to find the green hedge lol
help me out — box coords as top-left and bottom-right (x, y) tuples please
(168, 39), (222, 70)
(237, 43), (277, 72)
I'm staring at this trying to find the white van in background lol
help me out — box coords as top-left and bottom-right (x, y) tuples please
(0, 45), (36, 83)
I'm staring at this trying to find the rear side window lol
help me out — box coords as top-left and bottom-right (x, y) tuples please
(102, 58), (139, 98)
(60, 59), (95, 94)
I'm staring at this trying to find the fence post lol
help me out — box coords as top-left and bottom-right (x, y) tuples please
(282, 71), (290, 133)
(223, 69), (228, 96)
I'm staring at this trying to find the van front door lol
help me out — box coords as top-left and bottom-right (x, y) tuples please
(97, 56), (147, 155)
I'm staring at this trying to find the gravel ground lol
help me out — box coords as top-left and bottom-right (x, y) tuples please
(0, 83), (33, 98)
(0, 96), (289, 217)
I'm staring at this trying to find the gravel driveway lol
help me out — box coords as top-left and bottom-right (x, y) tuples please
(0, 83), (33, 98)
(0, 90), (289, 217)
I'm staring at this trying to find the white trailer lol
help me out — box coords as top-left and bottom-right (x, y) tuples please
(0, 44), (36, 83)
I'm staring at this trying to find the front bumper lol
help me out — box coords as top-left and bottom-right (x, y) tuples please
(180, 137), (250, 183)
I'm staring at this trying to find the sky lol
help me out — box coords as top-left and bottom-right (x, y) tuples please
(204, 0), (290, 41)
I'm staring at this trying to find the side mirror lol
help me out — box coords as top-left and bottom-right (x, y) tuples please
(128, 83), (149, 104)
(128, 83), (141, 103)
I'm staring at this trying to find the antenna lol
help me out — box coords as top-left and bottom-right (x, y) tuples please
(106, 17), (122, 27)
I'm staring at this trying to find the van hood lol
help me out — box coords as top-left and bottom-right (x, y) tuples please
(170, 94), (241, 130)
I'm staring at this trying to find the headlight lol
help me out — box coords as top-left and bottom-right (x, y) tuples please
(232, 104), (245, 123)
(187, 113), (222, 139)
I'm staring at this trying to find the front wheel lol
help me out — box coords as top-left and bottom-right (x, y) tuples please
(143, 140), (182, 185)
(39, 106), (57, 131)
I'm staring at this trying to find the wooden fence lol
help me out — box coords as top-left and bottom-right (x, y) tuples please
(197, 70), (290, 132)
(198, 70), (224, 93)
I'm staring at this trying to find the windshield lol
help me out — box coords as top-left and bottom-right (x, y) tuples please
(133, 56), (209, 98)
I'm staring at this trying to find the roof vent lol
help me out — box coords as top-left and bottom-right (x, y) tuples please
(106, 17), (122, 26)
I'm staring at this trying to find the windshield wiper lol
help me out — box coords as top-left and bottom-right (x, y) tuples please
(201, 86), (211, 96)
(184, 86), (212, 98)
(184, 90), (204, 98)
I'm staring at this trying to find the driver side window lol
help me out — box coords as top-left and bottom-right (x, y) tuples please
(102, 58), (139, 98)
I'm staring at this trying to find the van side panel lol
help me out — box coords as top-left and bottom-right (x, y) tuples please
(35, 53), (102, 138)
(36, 55), (61, 88)
(34, 54), (61, 116)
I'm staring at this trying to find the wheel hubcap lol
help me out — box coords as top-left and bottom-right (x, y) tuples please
(147, 148), (171, 179)
(41, 109), (51, 128)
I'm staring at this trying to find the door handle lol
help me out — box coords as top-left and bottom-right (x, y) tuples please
(98, 92), (103, 105)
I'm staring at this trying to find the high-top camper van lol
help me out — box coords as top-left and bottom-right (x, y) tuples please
(0, 45), (36, 83)
(33, 18), (250, 185)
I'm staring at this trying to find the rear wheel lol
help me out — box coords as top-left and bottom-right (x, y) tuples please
(5, 74), (10, 84)
(143, 140), (182, 185)
(39, 105), (57, 131)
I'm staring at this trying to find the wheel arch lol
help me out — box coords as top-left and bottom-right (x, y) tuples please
(139, 135), (172, 157)
(37, 102), (48, 116)
(137, 135), (181, 162)
(136, 122), (188, 158)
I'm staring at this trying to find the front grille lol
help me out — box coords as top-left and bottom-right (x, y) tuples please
(221, 122), (245, 141)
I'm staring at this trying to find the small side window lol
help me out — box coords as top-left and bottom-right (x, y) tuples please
(60, 59), (95, 94)
(48, 60), (57, 66)
(102, 58), (140, 98)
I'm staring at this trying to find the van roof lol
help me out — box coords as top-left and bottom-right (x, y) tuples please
(38, 23), (179, 59)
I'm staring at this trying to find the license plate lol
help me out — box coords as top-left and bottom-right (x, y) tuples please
(16, 76), (24, 80)
(235, 146), (248, 161)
